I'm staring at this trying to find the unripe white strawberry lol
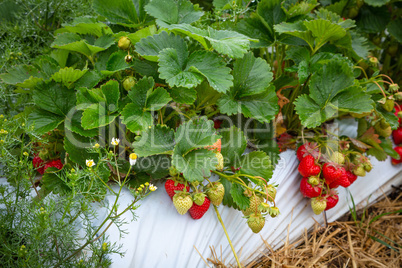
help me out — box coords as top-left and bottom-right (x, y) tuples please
(311, 198), (327, 215)
(173, 193), (193, 215)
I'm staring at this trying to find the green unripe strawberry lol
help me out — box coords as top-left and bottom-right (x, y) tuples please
(118, 36), (131, 50)
(215, 152), (224, 170)
(268, 206), (280, 218)
(330, 151), (345, 165)
(308, 176), (320, 186)
(125, 55), (133, 63)
(395, 93), (402, 101)
(382, 99), (395, 112)
(259, 202), (270, 213)
(353, 165), (366, 177)
(242, 195), (263, 216)
(193, 192), (207, 206)
(348, 7), (359, 19)
(389, 83), (399, 93)
(123, 77), (136, 91)
(206, 182), (225, 206)
(374, 120), (392, 137)
(247, 213), (265, 233)
(173, 193), (193, 215)
(311, 198), (327, 215)
(363, 160), (372, 172)
(266, 185), (277, 202)
(356, 0), (364, 8)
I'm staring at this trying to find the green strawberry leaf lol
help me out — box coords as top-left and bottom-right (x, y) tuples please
(237, 151), (273, 182)
(62, 17), (113, 37)
(133, 155), (171, 179)
(170, 87), (197, 104)
(93, 0), (150, 27)
(121, 104), (153, 132)
(51, 33), (114, 58)
(257, 0), (286, 34)
(379, 137), (400, 160)
(65, 110), (99, 137)
(235, 17), (274, 48)
(174, 116), (219, 155)
(172, 149), (217, 182)
(387, 18), (402, 43)
(51, 67), (88, 89)
(220, 126), (247, 167)
(220, 177), (239, 210)
(169, 24), (252, 58)
(64, 134), (98, 166)
(217, 53), (278, 123)
(135, 31), (187, 62)
(132, 125), (175, 157)
(28, 109), (64, 134)
(285, 46), (310, 65)
(356, 5), (390, 33)
(145, 0), (203, 27)
(75, 70), (103, 89)
(102, 50), (136, 75)
(81, 103), (119, 129)
(80, 80), (120, 129)
(295, 59), (373, 128)
(230, 183), (249, 211)
(122, 77), (170, 132)
(33, 82), (76, 116)
(364, 0), (390, 7)
(0, 65), (45, 88)
(145, 87), (172, 111)
(158, 49), (233, 93)
(126, 25), (158, 45)
(282, 0), (318, 17)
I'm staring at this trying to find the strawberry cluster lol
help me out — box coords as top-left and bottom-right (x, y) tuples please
(297, 142), (372, 215)
(391, 105), (402, 165)
(164, 177), (223, 220)
(164, 139), (224, 220)
(32, 154), (63, 175)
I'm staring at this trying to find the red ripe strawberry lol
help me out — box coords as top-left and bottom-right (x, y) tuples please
(346, 170), (358, 185)
(298, 155), (321, 177)
(392, 127), (402, 145)
(300, 177), (322, 198)
(44, 159), (63, 172)
(391, 146), (402, 165)
(206, 139), (221, 153)
(337, 172), (351, 188)
(165, 179), (190, 199)
(322, 163), (345, 185)
(214, 119), (222, 129)
(324, 194), (339, 211)
(328, 181), (340, 189)
(296, 142), (319, 161)
(189, 197), (210, 219)
(32, 155), (45, 175)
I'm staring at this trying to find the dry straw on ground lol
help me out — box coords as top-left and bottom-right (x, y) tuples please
(205, 187), (402, 268)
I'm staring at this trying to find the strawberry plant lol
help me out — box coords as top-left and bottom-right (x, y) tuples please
(0, 0), (401, 266)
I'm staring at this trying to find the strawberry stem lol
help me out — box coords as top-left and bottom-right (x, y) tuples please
(213, 205), (242, 268)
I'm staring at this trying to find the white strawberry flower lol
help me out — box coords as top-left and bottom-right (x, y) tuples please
(86, 159), (95, 168)
(129, 153), (137, 166)
(149, 184), (157, 192)
(111, 137), (120, 146)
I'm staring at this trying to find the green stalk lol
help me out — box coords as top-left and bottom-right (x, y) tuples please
(214, 205), (242, 268)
